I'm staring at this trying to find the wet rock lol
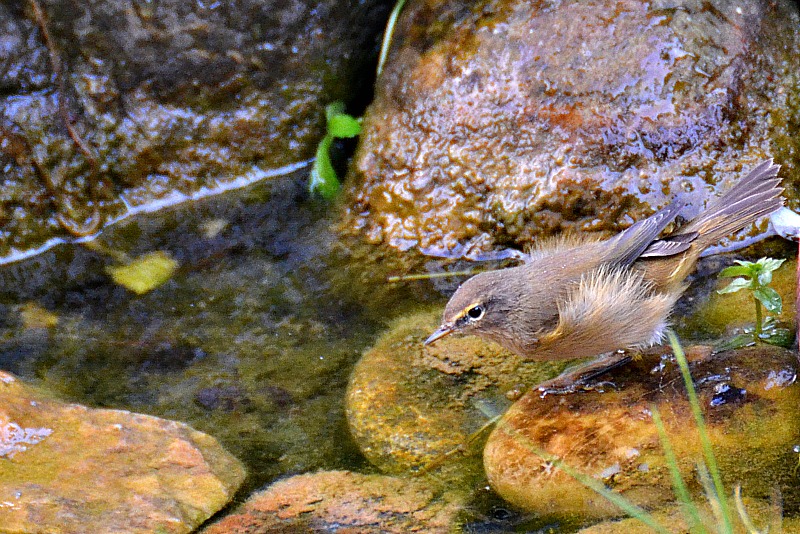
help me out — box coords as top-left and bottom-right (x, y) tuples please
(345, 307), (569, 480)
(483, 344), (800, 520)
(0, 0), (389, 259)
(203, 470), (463, 533)
(343, 0), (800, 259)
(0, 370), (245, 533)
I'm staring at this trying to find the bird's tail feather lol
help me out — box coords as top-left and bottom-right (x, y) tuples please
(682, 159), (784, 246)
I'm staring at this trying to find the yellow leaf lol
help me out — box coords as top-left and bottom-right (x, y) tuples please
(106, 251), (179, 295)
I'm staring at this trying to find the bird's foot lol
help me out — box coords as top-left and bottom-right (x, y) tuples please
(535, 352), (633, 397)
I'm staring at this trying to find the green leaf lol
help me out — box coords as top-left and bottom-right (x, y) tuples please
(718, 265), (753, 278)
(713, 333), (756, 353)
(753, 286), (782, 313)
(760, 327), (794, 348)
(757, 257), (785, 272)
(717, 277), (751, 294)
(756, 268), (773, 287)
(308, 135), (340, 199)
(328, 114), (362, 138)
(325, 102), (346, 121)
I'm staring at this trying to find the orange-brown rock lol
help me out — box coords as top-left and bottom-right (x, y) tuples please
(0, 371), (245, 533)
(483, 344), (800, 520)
(203, 470), (463, 533)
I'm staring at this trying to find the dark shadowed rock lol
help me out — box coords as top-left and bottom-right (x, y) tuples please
(0, 0), (389, 259)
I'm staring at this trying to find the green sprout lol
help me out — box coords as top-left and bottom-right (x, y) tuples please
(308, 102), (362, 199)
(717, 258), (785, 343)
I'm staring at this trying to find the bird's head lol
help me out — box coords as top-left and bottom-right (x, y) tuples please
(425, 270), (517, 346)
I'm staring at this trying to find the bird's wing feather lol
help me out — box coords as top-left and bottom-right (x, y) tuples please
(607, 201), (686, 266)
(639, 231), (699, 258)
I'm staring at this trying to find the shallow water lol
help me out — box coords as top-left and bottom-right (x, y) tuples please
(0, 165), (796, 532)
(0, 168), (436, 498)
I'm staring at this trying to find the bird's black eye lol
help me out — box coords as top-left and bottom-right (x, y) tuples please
(467, 305), (484, 320)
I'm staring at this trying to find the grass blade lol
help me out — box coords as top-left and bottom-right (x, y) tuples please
(667, 331), (734, 534)
(734, 485), (765, 534)
(651, 405), (709, 534)
(377, 0), (408, 76)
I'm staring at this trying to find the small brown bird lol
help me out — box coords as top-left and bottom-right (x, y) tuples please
(426, 160), (784, 361)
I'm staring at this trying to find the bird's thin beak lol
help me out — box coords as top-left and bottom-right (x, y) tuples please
(424, 323), (454, 346)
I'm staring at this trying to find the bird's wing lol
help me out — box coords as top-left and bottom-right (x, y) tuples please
(606, 200), (687, 266)
(639, 231), (698, 258)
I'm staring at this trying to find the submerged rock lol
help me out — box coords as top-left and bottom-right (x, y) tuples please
(0, 370), (245, 533)
(483, 344), (800, 520)
(343, 0), (800, 259)
(345, 308), (568, 481)
(203, 470), (463, 533)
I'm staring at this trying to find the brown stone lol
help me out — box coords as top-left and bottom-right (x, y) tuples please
(0, 371), (246, 533)
(483, 344), (800, 520)
(203, 470), (463, 533)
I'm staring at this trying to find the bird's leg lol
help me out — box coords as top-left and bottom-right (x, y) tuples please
(535, 351), (634, 396)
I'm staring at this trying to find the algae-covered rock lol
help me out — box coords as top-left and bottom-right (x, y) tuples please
(203, 470), (464, 533)
(0, 370), (245, 533)
(343, 0), (800, 259)
(483, 345), (800, 520)
(687, 258), (797, 338)
(345, 307), (569, 480)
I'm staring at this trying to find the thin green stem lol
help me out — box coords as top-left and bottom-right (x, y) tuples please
(651, 405), (709, 534)
(667, 331), (734, 534)
(753, 296), (762, 341)
(377, 0), (408, 76)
